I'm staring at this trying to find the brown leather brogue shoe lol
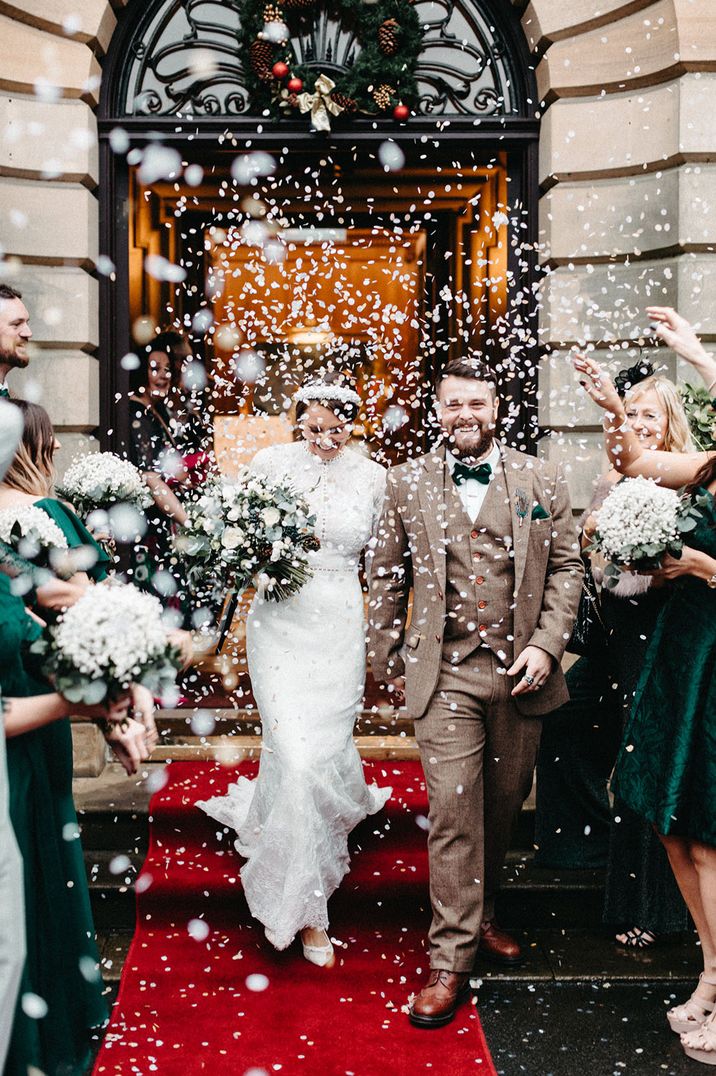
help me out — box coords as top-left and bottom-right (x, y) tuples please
(408, 970), (471, 1028)
(478, 920), (522, 966)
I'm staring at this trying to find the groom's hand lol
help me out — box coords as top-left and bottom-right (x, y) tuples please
(508, 646), (553, 696)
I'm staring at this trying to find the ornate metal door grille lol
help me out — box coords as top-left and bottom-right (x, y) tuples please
(112, 0), (529, 119)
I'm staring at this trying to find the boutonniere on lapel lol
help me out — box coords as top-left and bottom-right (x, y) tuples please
(515, 489), (529, 529)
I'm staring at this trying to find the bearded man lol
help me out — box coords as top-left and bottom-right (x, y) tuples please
(0, 285), (32, 397)
(368, 356), (582, 1027)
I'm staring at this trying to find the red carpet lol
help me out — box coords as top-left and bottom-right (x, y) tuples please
(93, 761), (496, 1075)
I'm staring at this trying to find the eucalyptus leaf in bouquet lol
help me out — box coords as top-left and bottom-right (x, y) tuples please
(679, 383), (716, 451)
(31, 580), (181, 704)
(175, 471), (320, 603)
(589, 476), (703, 589)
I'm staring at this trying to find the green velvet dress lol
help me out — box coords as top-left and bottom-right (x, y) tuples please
(35, 497), (110, 582)
(3, 501), (109, 1075)
(612, 488), (716, 846)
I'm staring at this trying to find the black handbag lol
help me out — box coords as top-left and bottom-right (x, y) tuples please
(567, 558), (608, 656)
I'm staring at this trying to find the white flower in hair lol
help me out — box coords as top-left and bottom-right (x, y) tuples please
(293, 380), (362, 407)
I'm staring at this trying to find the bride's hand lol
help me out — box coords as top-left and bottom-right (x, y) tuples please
(572, 353), (624, 418)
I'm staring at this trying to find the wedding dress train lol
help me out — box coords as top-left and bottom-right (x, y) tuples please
(197, 441), (392, 949)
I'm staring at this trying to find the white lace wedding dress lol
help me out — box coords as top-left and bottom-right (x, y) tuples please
(197, 441), (392, 949)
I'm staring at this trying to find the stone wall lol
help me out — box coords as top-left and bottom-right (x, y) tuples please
(0, 0), (714, 504)
(0, 0), (119, 472)
(523, 0), (716, 506)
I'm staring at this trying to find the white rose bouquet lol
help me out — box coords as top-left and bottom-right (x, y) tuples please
(31, 580), (181, 704)
(57, 452), (151, 518)
(0, 504), (71, 577)
(175, 471), (320, 602)
(590, 476), (702, 588)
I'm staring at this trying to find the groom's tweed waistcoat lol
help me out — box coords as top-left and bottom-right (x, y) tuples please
(443, 459), (515, 666)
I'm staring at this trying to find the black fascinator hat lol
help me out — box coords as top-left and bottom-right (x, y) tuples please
(614, 359), (655, 398)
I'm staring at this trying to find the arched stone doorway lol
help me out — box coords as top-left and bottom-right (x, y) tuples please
(97, 0), (540, 465)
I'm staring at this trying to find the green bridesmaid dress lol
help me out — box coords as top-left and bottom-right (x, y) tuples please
(1, 556), (108, 1074)
(34, 497), (110, 582)
(612, 487), (716, 845)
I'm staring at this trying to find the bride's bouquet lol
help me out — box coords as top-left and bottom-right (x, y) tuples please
(57, 452), (151, 520)
(175, 472), (320, 602)
(590, 476), (702, 588)
(31, 580), (181, 704)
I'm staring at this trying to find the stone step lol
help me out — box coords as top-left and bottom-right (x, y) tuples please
(148, 735), (420, 763)
(96, 927), (703, 987)
(75, 763), (536, 854)
(84, 848), (594, 933)
(156, 707), (414, 738)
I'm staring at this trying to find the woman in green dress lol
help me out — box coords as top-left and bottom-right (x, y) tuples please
(0, 400), (158, 1073)
(574, 310), (716, 1067)
(0, 565), (153, 1076)
(0, 399), (111, 584)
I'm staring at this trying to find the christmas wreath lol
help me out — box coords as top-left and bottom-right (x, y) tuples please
(238, 0), (423, 129)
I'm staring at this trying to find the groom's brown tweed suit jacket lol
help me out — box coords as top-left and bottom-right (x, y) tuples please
(367, 443), (583, 718)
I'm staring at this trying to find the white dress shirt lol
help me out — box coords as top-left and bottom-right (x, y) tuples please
(445, 442), (502, 524)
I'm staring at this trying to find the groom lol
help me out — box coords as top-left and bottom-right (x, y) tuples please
(368, 356), (582, 1027)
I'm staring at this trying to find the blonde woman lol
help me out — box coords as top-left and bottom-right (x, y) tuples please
(537, 364), (695, 948)
(573, 312), (716, 1066)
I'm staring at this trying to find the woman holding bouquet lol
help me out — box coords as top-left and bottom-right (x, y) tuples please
(0, 399), (110, 582)
(537, 367), (693, 946)
(574, 321), (716, 1066)
(198, 372), (391, 966)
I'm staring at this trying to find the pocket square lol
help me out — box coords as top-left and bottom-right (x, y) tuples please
(531, 504), (550, 520)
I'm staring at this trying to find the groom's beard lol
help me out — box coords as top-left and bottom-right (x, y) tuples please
(447, 422), (494, 463)
(0, 343), (29, 369)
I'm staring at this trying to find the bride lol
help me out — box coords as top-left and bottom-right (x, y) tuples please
(197, 372), (392, 966)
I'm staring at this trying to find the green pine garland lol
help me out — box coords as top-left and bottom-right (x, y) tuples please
(238, 0), (423, 122)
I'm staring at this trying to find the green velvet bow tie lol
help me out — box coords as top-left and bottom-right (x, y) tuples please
(0, 386), (9, 398)
(452, 461), (492, 486)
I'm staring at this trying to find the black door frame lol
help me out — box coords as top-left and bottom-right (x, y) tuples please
(97, 3), (540, 456)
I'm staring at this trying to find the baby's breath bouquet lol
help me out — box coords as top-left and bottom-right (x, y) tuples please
(31, 580), (181, 704)
(0, 504), (73, 579)
(590, 476), (702, 588)
(57, 452), (151, 518)
(175, 471), (319, 602)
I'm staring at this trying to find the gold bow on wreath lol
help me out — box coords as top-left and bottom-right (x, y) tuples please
(297, 74), (345, 132)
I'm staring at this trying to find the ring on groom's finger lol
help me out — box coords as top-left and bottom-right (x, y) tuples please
(523, 674), (535, 686)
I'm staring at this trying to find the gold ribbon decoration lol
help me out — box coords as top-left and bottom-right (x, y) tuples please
(296, 74), (345, 132)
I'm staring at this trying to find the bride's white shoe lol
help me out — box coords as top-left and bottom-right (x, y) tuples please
(300, 928), (335, 968)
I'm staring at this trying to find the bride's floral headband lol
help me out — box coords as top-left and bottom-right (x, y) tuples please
(293, 382), (362, 407)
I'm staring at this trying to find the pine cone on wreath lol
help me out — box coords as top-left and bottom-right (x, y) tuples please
(378, 18), (399, 56)
(282, 0), (315, 9)
(372, 83), (395, 111)
(332, 90), (357, 113)
(250, 39), (275, 79)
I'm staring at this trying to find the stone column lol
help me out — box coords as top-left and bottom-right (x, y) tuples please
(0, 0), (117, 773)
(523, 0), (716, 509)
